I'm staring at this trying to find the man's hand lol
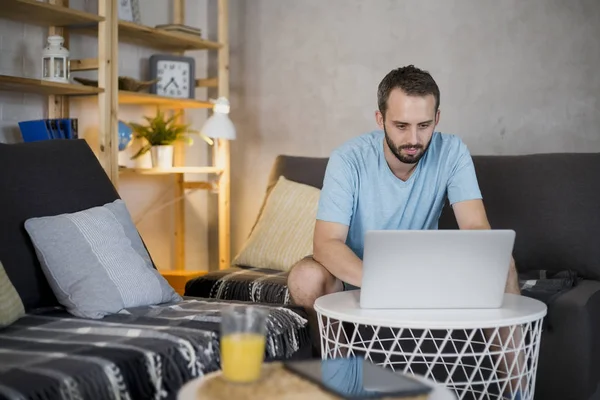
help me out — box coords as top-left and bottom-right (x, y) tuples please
(505, 257), (521, 294)
(313, 220), (363, 287)
(452, 199), (520, 294)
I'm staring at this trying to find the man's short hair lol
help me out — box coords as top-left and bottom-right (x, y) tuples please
(377, 65), (440, 118)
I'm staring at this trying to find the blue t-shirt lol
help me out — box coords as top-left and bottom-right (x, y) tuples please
(316, 130), (482, 260)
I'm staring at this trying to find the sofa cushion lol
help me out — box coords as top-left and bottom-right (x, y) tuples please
(24, 199), (181, 319)
(249, 155), (329, 236)
(526, 279), (600, 400)
(0, 140), (139, 311)
(266, 155), (329, 192)
(0, 261), (25, 328)
(439, 153), (600, 280)
(233, 176), (320, 272)
(0, 299), (311, 399)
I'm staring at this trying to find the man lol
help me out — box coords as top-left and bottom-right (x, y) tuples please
(287, 64), (520, 311)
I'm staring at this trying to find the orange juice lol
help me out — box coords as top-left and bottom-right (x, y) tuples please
(221, 332), (266, 383)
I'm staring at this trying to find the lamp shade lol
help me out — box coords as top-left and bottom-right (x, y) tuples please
(201, 97), (236, 140)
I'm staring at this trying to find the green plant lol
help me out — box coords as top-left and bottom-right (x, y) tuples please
(128, 110), (212, 159)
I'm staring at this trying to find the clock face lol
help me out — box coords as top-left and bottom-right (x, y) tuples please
(155, 60), (191, 98)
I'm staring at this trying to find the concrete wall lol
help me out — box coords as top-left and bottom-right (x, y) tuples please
(0, 16), (46, 142)
(2, 0), (599, 268)
(0, 0), (212, 271)
(226, 0), (600, 257)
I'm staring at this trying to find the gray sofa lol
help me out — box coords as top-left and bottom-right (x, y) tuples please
(0, 140), (312, 400)
(186, 152), (600, 400)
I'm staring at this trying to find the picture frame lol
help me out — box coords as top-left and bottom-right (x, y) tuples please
(117, 0), (141, 25)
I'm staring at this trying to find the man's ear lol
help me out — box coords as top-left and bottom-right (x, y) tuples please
(435, 108), (441, 126)
(375, 110), (385, 129)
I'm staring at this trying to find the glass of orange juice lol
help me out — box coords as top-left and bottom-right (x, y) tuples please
(220, 305), (269, 384)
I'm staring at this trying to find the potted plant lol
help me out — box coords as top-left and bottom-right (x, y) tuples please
(128, 110), (211, 168)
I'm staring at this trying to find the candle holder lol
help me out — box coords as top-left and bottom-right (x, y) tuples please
(42, 35), (70, 83)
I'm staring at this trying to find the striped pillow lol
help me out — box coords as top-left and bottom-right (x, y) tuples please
(233, 176), (320, 272)
(24, 200), (182, 319)
(0, 260), (25, 328)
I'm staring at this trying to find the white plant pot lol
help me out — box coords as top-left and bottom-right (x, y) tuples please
(150, 145), (174, 169)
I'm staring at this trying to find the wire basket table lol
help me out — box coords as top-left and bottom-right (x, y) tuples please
(315, 291), (547, 400)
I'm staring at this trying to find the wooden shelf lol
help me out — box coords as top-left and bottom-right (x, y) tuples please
(119, 91), (213, 109)
(0, 75), (103, 96)
(73, 20), (222, 52)
(0, 0), (104, 27)
(119, 21), (222, 51)
(119, 166), (223, 175)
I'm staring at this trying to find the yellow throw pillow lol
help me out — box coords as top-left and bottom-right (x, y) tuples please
(233, 176), (320, 272)
(0, 261), (25, 328)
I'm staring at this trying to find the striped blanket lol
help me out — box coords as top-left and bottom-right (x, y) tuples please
(184, 266), (291, 305)
(0, 299), (309, 400)
(184, 266), (581, 310)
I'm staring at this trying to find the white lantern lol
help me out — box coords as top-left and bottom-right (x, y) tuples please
(42, 35), (70, 83)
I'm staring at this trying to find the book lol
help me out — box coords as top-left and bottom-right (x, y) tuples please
(154, 23), (202, 36)
(18, 118), (79, 142)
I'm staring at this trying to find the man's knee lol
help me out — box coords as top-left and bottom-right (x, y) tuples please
(289, 256), (324, 284)
(288, 256), (340, 298)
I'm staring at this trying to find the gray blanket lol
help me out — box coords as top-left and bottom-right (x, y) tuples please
(0, 299), (309, 400)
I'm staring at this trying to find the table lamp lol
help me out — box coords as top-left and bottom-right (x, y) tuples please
(201, 97), (236, 141)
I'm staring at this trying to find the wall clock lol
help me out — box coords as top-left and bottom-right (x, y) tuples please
(149, 54), (195, 99)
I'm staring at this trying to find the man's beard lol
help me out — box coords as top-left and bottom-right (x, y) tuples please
(384, 127), (427, 164)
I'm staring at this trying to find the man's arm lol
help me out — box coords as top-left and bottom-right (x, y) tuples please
(313, 220), (363, 287)
(312, 149), (363, 287)
(452, 199), (520, 294)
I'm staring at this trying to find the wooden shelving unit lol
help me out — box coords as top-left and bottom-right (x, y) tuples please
(72, 20), (222, 52)
(119, 166), (223, 175)
(0, 0), (104, 26)
(119, 91), (213, 109)
(0, 75), (103, 96)
(117, 21), (221, 51)
(0, 0), (232, 273)
(160, 270), (208, 295)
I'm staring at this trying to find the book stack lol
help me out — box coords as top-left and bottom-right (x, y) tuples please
(18, 118), (78, 142)
(154, 23), (202, 37)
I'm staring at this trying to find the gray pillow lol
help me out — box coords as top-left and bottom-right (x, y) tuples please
(24, 199), (182, 319)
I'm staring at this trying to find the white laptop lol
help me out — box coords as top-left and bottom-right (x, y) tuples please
(359, 229), (516, 309)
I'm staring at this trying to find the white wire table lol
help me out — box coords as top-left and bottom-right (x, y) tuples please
(315, 291), (547, 400)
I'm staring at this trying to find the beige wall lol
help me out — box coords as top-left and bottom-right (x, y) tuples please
(225, 0), (600, 259)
